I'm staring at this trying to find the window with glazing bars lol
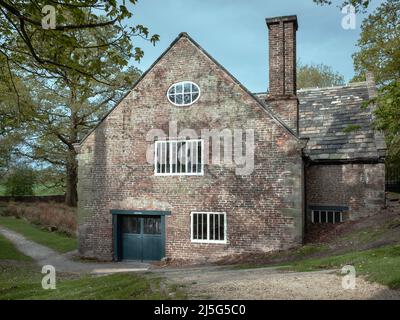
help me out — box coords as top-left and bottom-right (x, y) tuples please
(311, 210), (343, 224)
(191, 212), (226, 243)
(155, 139), (203, 175)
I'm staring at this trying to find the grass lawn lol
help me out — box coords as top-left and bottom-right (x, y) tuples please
(0, 220), (185, 300)
(0, 216), (76, 253)
(227, 243), (329, 270)
(0, 256), (185, 300)
(0, 262), (186, 300)
(0, 234), (31, 261)
(282, 245), (400, 289)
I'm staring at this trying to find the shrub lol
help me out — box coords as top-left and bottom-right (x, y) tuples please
(4, 166), (36, 196)
(3, 202), (77, 237)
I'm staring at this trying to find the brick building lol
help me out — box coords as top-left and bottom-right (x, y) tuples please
(75, 15), (386, 262)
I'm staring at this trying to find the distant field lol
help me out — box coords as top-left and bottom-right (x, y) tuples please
(0, 184), (64, 196)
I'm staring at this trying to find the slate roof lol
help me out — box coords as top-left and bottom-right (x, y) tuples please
(255, 82), (386, 162)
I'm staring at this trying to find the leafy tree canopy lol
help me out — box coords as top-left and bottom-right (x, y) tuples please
(313, 0), (372, 12)
(352, 0), (400, 85)
(0, 0), (158, 84)
(0, 5), (145, 206)
(353, 0), (400, 166)
(297, 61), (345, 89)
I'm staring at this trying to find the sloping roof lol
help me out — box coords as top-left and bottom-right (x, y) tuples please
(77, 32), (298, 147)
(255, 82), (386, 162)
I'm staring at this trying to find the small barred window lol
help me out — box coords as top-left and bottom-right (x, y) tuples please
(311, 210), (343, 224)
(191, 212), (227, 243)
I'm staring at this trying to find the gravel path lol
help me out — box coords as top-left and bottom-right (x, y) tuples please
(0, 226), (149, 274)
(157, 266), (400, 300)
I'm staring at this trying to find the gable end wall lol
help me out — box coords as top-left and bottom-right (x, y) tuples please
(76, 36), (304, 261)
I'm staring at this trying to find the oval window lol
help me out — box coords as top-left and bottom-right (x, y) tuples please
(167, 81), (200, 106)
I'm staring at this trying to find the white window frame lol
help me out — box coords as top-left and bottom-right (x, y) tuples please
(190, 212), (227, 244)
(154, 139), (204, 176)
(167, 81), (201, 107)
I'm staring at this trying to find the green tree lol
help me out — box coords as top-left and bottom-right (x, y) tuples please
(353, 0), (400, 166)
(0, 1), (158, 81)
(0, 1), (158, 198)
(7, 24), (142, 206)
(353, 0), (400, 85)
(313, 0), (372, 12)
(0, 1), (158, 132)
(4, 165), (36, 196)
(372, 82), (400, 163)
(0, 54), (30, 180)
(297, 62), (345, 89)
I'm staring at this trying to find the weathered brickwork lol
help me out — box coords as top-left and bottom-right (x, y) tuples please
(266, 16), (297, 97)
(265, 16), (298, 133)
(75, 14), (386, 262)
(76, 34), (304, 261)
(306, 163), (385, 220)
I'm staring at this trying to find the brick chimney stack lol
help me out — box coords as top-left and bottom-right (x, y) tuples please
(265, 15), (299, 133)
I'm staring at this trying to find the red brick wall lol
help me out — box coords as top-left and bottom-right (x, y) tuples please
(76, 35), (304, 261)
(267, 18), (297, 96)
(266, 16), (298, 133)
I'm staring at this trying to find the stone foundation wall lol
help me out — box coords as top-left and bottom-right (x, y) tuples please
(306, 163), (385, 221)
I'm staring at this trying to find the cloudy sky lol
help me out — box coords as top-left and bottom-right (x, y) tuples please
(127, 0), (384, 93)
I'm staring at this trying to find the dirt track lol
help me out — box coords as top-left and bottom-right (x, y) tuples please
(158, 266), (400, 300)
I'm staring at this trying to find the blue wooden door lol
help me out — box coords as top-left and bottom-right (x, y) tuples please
(121, 215), (164, 261)
(121, 216), (142, 260)
(142, 216), (163, 260)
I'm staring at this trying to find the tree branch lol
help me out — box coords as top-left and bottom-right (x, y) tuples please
(0, 0), (118, 30)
